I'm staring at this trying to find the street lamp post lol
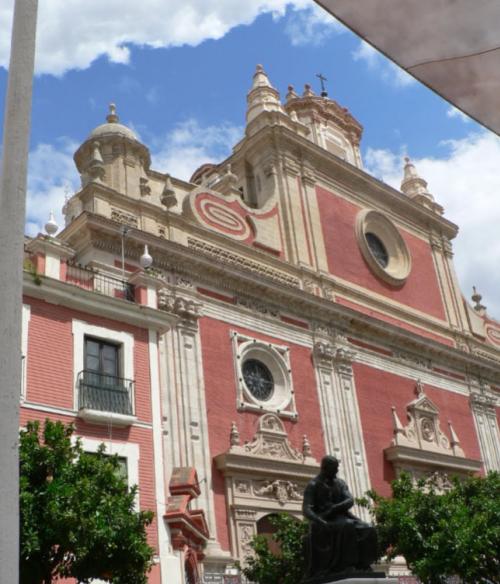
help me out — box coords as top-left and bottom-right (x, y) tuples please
(0, 1), (39, 581)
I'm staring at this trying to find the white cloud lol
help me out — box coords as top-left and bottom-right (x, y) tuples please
(26, 139), (80, 236)
(352, 40), (415, 88)
(284, 4), (344, 46)
(152, 118), (242, 181)
(364, 131), (500, 318)
(25, 119), (241, 235)
(446, 106), (470, 123)
(1, 0), (324, 76)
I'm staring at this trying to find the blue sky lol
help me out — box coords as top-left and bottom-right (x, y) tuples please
(1, 0), (499, 316)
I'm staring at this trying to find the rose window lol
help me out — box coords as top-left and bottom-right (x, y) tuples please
(242, 359), (274, 401)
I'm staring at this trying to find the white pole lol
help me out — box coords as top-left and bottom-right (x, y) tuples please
(0, 1), (39, 582)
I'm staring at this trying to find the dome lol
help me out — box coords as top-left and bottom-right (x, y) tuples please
(87, 103), (138, 142)
(89, 121), (138, 141)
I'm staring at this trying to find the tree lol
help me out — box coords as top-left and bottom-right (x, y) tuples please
(20, 420), (154, 584)
(361, 471), (500, 584)
(239, 514), (308, 584)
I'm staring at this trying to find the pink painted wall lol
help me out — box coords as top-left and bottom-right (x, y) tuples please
(353, 362), (482, 497)
(316, 186), (447, 321)
(199, 316), (325, 551)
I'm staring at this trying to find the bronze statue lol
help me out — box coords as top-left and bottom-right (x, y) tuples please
(302, 455), (380, 583)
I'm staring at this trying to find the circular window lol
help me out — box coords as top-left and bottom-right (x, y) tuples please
(242, 359), (274, 401)
(365, 233), (388, 268)
(236, 338), (294, 414)
(356, 209), (411, 286)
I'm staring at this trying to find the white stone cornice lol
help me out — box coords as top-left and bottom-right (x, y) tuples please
(384, 445), (481, 474)
(23, 272), (176, 332)
(56, 212), (500, 382)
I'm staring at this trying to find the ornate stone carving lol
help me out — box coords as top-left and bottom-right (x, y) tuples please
(188, 238), (300, 288)
(157, 286), (202, 323)
(389, 380), (460, 454)
(303, 279), (316, 294)
(469, 386), (497, 413)
(394, 350), (432, 370)
(226, 414), (312, 463)
(230, 421), (240, 447)
(236, 296), (280, 318)
(111, 208), (138, 228)
(234, 508), (256, 520)
(313, 341), (336, 363)
(235, 479), (250, 494)
(313, 340), (355, 376)
(253, 479), (303, 505)
(139, 177), (151, 197)
(158, 287), (176, 312)
(239, 524), (255, 553)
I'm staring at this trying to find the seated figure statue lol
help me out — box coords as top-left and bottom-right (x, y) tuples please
(302, 455), (379, 583)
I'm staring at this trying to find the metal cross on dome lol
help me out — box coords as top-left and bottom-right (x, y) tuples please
(316, 73), (328, 97)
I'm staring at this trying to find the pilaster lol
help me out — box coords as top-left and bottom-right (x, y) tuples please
(312, 335), (371, 519)
(469, 382), (500, 472)
(158, 280), (230, 564)
(429, 233), (469, 333)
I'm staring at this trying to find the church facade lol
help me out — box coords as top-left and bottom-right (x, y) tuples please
(21, 66), (500, 584)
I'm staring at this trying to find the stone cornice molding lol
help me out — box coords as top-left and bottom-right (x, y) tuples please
(61, 199), (460, 355)
(23, 271), (177, 332)
(26, 235), (75, 260)
(384, 445), (482, 474)
(57, 212), (500, 383)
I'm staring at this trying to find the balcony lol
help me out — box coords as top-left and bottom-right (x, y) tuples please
(77, 370), (136, 427)
(66, 263), (136, 302)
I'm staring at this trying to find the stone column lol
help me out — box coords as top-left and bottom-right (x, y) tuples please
(0, 2), (38, 581)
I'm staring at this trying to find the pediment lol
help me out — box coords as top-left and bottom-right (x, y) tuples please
(215, 414), (318, 481)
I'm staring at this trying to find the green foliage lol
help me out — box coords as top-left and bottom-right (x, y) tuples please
(361, 471), (500, 584)
(20, 420), (154, 584)
(239, 514), (308, 584)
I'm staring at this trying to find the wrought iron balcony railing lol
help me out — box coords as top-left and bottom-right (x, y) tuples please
(66, 263), (136, 302)
(78, 370), (134, 416)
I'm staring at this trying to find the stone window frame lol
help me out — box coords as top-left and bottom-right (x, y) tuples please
(355, 208), (412, 286)
(72, 319), (136, 425)
(77, 435), (140, 508)
(231, 331), (297, 419)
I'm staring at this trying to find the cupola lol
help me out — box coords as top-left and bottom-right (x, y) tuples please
(74, 104), (151, 197)
(284, 80), (363, 167)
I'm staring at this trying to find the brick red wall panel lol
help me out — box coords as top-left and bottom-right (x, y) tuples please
(316, 187), (446, 321)
(353, 362), (482, 497)
(337, 297), (454, 347)
(200, 316), (325, 551)
(21, 295), (159, 559)
(24, 296), (152, 423)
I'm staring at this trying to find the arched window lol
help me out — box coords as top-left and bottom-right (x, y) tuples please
(257, 513), (281, 556)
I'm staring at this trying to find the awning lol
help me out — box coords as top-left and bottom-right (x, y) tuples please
(315, 0), (500, 135)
